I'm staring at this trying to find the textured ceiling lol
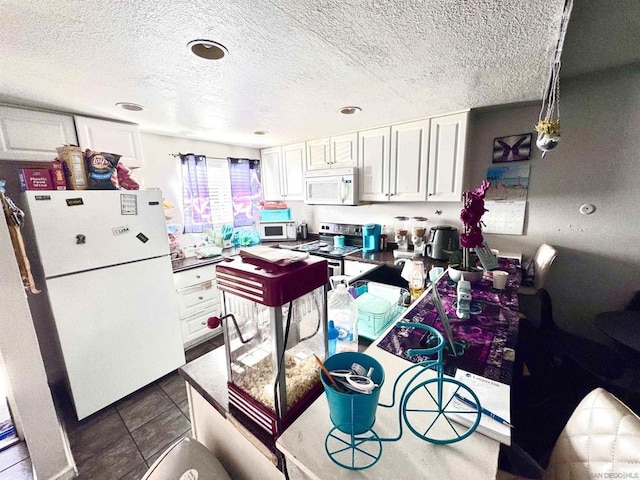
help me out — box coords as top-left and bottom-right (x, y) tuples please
(0, 0), (638, 148)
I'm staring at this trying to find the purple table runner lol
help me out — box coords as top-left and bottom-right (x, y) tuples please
(377, 259), (521, 385)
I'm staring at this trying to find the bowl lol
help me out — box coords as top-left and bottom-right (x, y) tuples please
(447, 265), (484, 284)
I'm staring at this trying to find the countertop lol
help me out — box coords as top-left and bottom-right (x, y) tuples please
(171, 238), (449, 273)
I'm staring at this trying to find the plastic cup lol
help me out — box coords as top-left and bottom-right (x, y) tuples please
(320, 352), (385, 434)
(429, 266), (444, 282)
(492, 270), (509, 290)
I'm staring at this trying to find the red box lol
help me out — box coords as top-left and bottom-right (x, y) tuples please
(18, 168), (53, 191)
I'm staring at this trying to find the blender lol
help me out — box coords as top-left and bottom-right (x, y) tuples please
(411, 216), (428, 256)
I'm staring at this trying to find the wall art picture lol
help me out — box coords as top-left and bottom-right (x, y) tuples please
(492, 133), (532, 163)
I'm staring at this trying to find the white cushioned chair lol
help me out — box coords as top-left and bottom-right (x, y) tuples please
(518, 244), (557, 296)
(497, 388), (640, 479)
(141, 437), (232, 480)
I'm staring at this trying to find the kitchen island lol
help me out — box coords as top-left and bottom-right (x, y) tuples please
(179, 260), (520, 480)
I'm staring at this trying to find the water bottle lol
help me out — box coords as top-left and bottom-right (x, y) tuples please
(327, 283), (358, 353)
(327, 320), (339, 357)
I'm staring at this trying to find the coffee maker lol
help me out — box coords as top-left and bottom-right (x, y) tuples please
(362, 224), (381, 253)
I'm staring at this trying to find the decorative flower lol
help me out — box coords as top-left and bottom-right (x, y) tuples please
(458, 180), (490, 270)
(535, 120), (560, 136)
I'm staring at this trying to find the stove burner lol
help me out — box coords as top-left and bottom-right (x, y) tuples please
(291, 239), (362, 257)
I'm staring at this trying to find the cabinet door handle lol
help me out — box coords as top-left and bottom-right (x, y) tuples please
(428, 193), (433, 196)
(196, 275), (201, 279)
(198, 296), (204, 300)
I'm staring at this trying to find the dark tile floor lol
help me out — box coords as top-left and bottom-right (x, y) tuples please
(0, 335), (224, 480)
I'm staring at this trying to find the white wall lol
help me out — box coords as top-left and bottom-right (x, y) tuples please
(135, 132), (261, 246)
(0, 221), (75, 480)
(303, 65), (640, 340)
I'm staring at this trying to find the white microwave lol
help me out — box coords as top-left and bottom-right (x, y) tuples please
(304, 167), (358, 206)
(257, 221), (297, 241)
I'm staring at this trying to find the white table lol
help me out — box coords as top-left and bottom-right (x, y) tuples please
(277, 312), (504, 480)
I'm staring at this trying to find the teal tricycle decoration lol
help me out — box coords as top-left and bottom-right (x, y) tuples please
(320, 323), (482, 470)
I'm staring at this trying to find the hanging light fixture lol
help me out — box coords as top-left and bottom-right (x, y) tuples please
(535, 0), (574, 157)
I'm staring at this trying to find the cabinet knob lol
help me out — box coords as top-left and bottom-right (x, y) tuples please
(196, 275), (201, 279)
(428, 193), (433, 196)
(198, 296), (204, 300)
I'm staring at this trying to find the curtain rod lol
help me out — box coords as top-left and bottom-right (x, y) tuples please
(169, 153), (228, 161)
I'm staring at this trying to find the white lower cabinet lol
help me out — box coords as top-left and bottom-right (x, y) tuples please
(174, 264), (222, 349)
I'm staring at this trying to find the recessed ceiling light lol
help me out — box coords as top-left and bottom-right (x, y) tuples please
(116, 102), (144, 111)
(188, 39), (228, 60)
(339, 106), (362, 115)
(253, 130), (269, 135)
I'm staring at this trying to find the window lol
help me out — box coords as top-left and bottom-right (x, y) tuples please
(180, 155), (260, 233)
(206, 159), (234, 225)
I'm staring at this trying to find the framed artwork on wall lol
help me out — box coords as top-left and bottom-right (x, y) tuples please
(492, 133), (532, 163)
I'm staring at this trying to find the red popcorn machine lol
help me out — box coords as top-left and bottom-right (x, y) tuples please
(210, 254), (329, 436)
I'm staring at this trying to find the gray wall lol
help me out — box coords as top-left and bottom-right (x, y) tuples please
(467, 64), (640, 338)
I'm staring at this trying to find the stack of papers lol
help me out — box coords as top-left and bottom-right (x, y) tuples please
(239, 246), (310, 266)
(447, 369), (511, 445)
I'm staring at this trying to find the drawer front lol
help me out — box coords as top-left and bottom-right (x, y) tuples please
(176, 281), (220, 318)
(174, 264), (217, 290)
(181, 311), (222, 348)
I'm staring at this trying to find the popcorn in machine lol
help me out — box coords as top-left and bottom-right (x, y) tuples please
(211, 254), (329, 436)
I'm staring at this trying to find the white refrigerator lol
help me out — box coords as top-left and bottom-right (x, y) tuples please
(21, 189), (185, 420)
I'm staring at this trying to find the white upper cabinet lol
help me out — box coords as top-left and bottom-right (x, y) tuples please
(306, 133), (357, 170)
(306, 138), (330, 170)
(390, 119), (430, 202)
(0, 105), (77, 161)
(358, 126), (391, 202)
(427, 111), (468, 202)
(261, 142), (305, 201)
(358, 120), (429, 202)
(74, 116), (145, 168)
(261, 146), (283, 201)
(281, 142), (305, 200)
(330, 132), (358, 168)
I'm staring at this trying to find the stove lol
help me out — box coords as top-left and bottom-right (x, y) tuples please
(292, 223), (364, 278)
(294, 241), (362, 257)
(293, 222), (364, 258)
